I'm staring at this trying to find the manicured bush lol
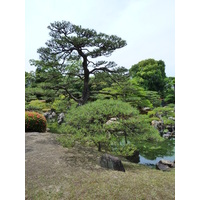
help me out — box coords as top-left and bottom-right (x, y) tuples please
(56, 99), (162, 155)
(25, 111), (47, 132)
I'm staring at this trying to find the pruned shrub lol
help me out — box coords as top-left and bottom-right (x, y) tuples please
(56, 99), (162, 155)
(25, 111), (47, 132)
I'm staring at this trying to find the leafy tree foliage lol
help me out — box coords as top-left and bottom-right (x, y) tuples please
(25, 69), (57, 103)
(96, 77), (161, 109)
(97, 78), (152, 108)
(25, 71), (36, 88)
(30, 21), (127, 105)
(129, 59), (166, 96)
(163, 77), (175, 104)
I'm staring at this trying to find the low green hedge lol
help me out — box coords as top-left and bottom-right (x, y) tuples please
(25, 111), (47, 132)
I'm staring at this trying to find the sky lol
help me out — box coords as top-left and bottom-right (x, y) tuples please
(25, 0), (175, 76)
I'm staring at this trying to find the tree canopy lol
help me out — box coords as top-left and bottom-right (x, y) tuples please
(163, 77), (175, 104)
(129, 59), (166, 96)
(30, 21), (127, 105)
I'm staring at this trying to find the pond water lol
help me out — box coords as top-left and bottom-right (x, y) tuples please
(137, 138), (175, 166)
(139, 151), (175, 166)
(117, 137), (175, 166)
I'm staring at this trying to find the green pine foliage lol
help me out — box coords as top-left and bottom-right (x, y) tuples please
(25, 111), (47, 132)
(163, 77), (175, 104)
(97, 78), (154, 109)
(55, 99), (162, 156)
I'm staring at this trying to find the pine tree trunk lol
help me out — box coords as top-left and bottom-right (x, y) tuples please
(125, 131), (128, 144)
(98, 142), (101, 151)
(81, 57), (90, 105)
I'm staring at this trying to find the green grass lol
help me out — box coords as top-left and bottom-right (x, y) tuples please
(26, 153), (175, 200)
(26, 133), (175, 200)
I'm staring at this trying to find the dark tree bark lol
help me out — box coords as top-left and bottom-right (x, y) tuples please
(124, 131), (128, 144)
(98, 142), (101, 152)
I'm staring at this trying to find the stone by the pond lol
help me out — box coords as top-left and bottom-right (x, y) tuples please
(156, 162), (170, 171)
(156, 159), (175, 171)
(163, 132), (172, 138)
(166, 125), (175, 132)
(151, 120), (164, 131)
(163, 132), (175, 139)
(100, 154), (125, 172)
(126, 150), (140, 163)
(168, 116), (175, 121)
(160, 159), (175, 168)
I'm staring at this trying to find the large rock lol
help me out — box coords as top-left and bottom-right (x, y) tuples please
(52, 111), (56, 117)
(156, 162), (170, 171)
(44, 112), (50, 119)
(163, 132), (172, 139)
(166, 125), (175, 132)
(151, 120), (164, 132)
(168, 117), (175, 121)
(105, 118), (119, 125)
(100, 154), (125, 172)
(156, 159), (175, 171)
(140, 107), (151, 114)
(44, 111), (56, 120)
(163, 132), (175, 139)
(57, 113), (65, 125)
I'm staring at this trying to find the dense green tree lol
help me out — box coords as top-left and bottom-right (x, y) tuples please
(25, 71), (36, 88)
(129, 59), (166, 96)
(97, 78), (151, 108)
(96, 77), (161, 109)
(25, 69), (57, 103)
(30, 21), (127, 105)
(163, 77), (175, 104)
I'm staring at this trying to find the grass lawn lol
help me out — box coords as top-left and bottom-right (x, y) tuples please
(25, 132), (175, 200)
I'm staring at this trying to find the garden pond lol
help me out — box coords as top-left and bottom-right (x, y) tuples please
(123, 138), (175, 166)
(138, 138), (175, 166)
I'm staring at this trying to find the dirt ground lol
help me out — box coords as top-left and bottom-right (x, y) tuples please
(25, 132), (105, 199)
